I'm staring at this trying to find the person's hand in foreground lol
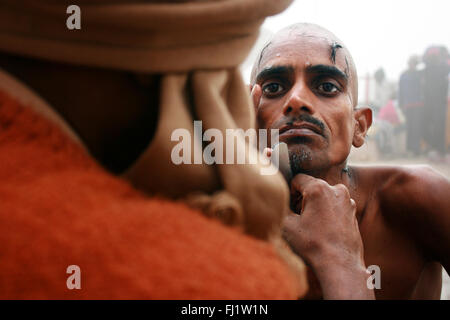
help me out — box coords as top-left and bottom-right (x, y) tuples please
(285, 174), (374, 300)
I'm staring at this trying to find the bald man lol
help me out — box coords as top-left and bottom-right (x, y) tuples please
(251, 23), (450, 299)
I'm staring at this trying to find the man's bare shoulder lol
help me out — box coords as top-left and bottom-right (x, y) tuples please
(352, 164), (449, 207)
(351, 164), (450, 243)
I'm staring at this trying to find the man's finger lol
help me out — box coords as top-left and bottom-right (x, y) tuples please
(284, 211), (299, 224)
(290, 173), (322, 195)
(282, 213), (299, 238)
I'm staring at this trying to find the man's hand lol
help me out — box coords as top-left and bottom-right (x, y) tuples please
(284, 174), (375, 299)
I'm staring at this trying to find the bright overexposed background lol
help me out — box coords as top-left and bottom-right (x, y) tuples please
(269, 0), (447, 79)
(242, 0), (450, 86)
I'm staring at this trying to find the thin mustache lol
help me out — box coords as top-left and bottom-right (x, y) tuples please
(275, 114), (326, 136)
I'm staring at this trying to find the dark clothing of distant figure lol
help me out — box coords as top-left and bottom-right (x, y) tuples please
(423, 64), (449, 154)
(422, 46), (450, 155)
(399, 69), (424, 154)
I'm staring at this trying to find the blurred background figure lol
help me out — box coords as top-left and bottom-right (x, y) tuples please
(372, 68), (392, 114)
(422, 45), (450, 161)
(399, 55), (424, 156)
(447, 73), (450, 152)
(367, 67), (402, 158)
(372, 90), (406, 157)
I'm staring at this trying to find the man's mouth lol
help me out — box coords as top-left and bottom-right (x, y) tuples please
(279, 122), (324, 139)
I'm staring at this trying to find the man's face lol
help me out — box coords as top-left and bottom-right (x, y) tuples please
(253, 31), (358, 175)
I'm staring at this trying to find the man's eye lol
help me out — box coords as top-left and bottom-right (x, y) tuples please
(318, 82), (340, 94)
(262, 83), (284, 95)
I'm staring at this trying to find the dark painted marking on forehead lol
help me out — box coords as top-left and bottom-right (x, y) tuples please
(258, 41), (272, 67)
(330, 41), (343, 64)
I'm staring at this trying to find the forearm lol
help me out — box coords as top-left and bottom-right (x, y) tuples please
(313, 260), (375, 300)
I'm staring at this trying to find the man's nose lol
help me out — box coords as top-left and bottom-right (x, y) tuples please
(282, 84), (315, 116)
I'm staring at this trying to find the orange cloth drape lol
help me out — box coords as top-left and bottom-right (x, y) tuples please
(0, 89), (302, 299)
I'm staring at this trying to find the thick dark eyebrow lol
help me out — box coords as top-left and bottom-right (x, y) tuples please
(306, 64), (348, 84)
(255, 65), (294, 83)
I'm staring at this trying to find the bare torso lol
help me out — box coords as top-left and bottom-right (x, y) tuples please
(306, 165), (449, 299)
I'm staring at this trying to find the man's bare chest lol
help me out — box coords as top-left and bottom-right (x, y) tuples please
(358, 199), (441, 299)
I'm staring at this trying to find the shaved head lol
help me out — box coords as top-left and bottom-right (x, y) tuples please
(251, 23), (358, 106)
(252, 23), (372, 178)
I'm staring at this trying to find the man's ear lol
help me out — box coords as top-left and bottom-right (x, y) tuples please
(352, 107), (372, 148)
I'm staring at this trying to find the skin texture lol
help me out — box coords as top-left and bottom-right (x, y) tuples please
(252, 23), (450, 299)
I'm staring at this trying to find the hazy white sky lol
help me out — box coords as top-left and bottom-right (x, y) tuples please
(255, 0), (449, 82)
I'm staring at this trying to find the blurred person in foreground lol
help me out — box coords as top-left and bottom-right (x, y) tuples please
(0, 0), (312, 299)
(399, 55), (424, 156)
(251, 23), (450, 299)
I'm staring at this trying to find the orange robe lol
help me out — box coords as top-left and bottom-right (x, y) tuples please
(0, 90), (301, 299)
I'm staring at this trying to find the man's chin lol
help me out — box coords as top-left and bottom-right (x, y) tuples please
(287, 146), (329, 177)
(288, 149), (313, 175)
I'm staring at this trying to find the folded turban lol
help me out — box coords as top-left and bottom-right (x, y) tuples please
(0, 0), (292, 73)
(0, 0), (306, 287)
